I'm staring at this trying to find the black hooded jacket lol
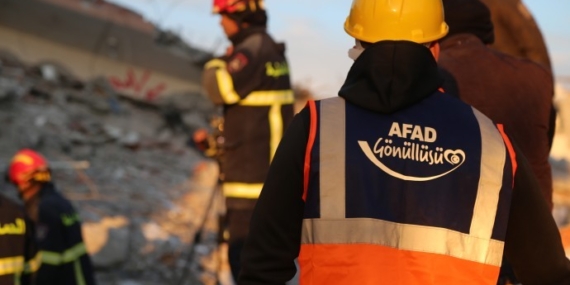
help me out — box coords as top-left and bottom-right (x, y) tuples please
(238, 41), (570, 285)
(339, 41), (441, 113)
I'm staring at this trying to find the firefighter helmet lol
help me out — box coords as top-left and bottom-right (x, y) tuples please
(7, 149), (51, 187)
(213, 0), (265, 14)
(344, 0), (449, 44)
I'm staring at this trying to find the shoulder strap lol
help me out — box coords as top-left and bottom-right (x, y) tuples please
(303, 100), (317, 201)
(497, 124), (517, 187)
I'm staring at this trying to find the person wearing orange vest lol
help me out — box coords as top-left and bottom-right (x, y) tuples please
(7, 149), (96, 285)
(238, 0), (570, 284)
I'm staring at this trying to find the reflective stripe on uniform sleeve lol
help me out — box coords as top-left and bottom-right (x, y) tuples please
(223, 183), (264, 199)
(215, 68), (241, 104)
(23, 252), (41, 274)
(204, 59), (242, 104)
(41, 242), (87, 265)
(73, 260), (87, 285)
(205, 59), (226, 69)
(0, 256), (24, 276)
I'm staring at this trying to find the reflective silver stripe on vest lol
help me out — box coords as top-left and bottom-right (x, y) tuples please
(471, 108), (506, 239)
(306, 98), (508, 267)
(302, 218), (505, 266)
(319, 97), (346, 219)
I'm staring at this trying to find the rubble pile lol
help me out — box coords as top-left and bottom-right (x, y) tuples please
(0, 54), (226, 285)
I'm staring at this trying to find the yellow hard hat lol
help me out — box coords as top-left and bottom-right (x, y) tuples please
(344, 0), (449, 44)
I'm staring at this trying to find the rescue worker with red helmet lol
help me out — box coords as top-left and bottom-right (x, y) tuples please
(7, 149), (96, 285)
(239, 0), (570, 284)
(0, 193), (38, 285)
(202, 0), (294, 281)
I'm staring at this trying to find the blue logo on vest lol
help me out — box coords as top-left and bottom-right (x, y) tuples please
(359, 122), (466, 181)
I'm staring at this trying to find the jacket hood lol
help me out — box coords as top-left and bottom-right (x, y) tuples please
(339, 41), (442, 114)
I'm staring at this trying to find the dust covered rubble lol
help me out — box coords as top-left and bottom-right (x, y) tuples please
(0, 59), (225, 285)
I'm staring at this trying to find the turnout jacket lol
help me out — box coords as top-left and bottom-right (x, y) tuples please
(239, 42), (570, 285)
(0, 194), (37, 285)
(202, 27), (294, 201)
(29, 184), (95, 285)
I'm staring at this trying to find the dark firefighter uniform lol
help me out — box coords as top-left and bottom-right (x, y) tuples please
(202, 25), (294, 278)
(0, 194), (38, 285)
(30, 184), (95, 285)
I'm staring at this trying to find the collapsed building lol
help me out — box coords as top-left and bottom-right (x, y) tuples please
(0, 0), (211, 101)
(0, 0), (232, 284)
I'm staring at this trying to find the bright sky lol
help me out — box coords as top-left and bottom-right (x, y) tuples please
(108, 0), (570, 97)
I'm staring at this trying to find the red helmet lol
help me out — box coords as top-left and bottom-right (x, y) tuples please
(8, 149), (51, 187)
(213, 0), (265, 14)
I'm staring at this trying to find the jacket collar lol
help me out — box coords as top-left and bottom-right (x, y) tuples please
(440, 33), (485, 50)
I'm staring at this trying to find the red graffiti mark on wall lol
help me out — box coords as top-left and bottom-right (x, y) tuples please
(146, 83), (167, 101)
(110, 68), (168, 101)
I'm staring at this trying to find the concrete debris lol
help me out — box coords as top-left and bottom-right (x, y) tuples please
(0, 60), (226, 285)
(83, 217), (130, 268)
(142, 222), (170, 242)
(118, 281), (143, 285)
(0, 77), (28, 101)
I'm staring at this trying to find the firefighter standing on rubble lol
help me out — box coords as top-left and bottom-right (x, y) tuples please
(239, 0), (570, 284)
(201, 0), (294, 280)
(0, 193), (38, 285)
(7, 149), (96, 285)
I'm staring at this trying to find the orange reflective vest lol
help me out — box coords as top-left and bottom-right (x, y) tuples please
(300, 95), (517, 284)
